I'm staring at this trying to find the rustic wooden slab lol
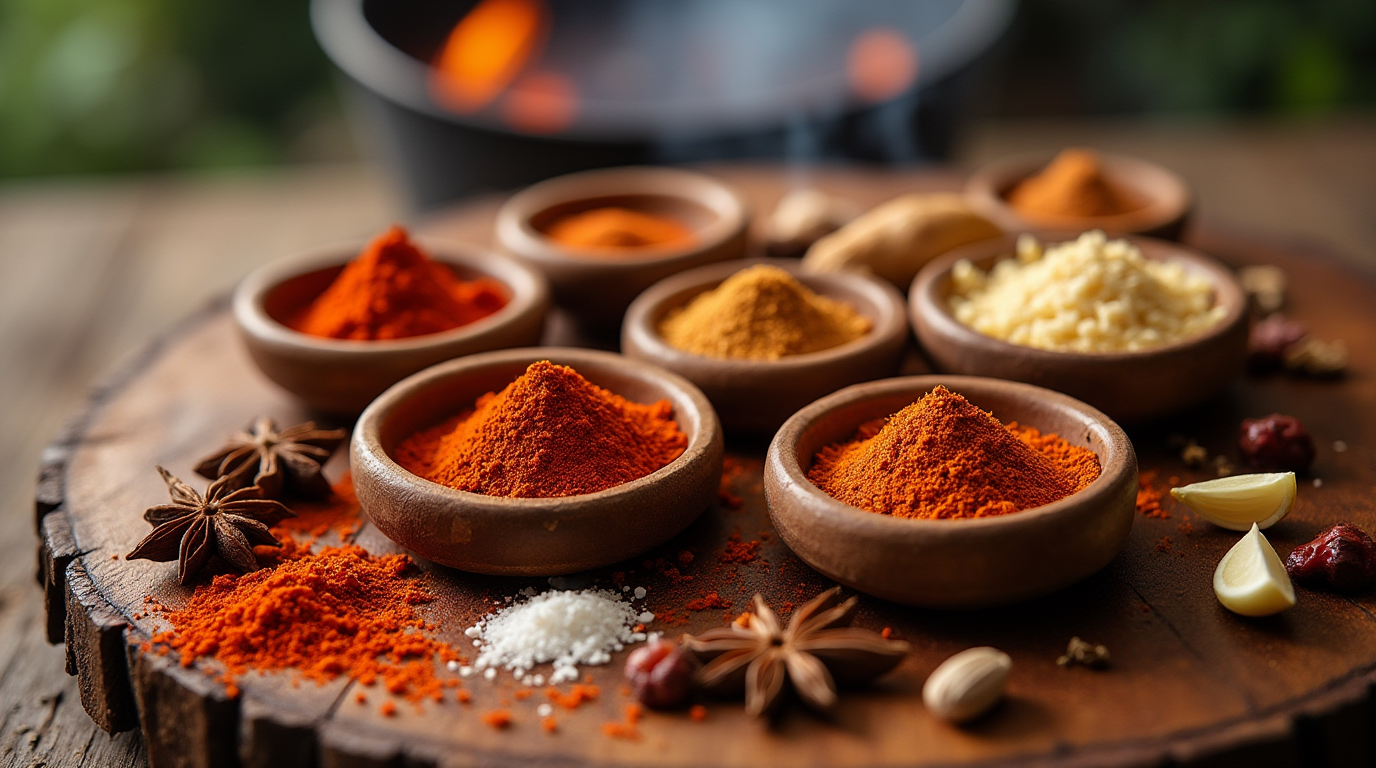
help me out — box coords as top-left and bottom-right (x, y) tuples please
(36, 167), (1376, 767)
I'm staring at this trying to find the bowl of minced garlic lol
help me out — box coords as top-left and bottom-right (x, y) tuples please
(623, 260), (907, 435)
(764, 376), (1136, 607)
(910, 231), (1248, 423)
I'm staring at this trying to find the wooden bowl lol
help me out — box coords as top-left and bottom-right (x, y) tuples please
(909, 234), (1248, 423)
(233, 239), (550, 416)
(966, 151), (1191, 241)
(764, 375), (1137, 608)
(351, 347), (725, 576)
(621, 259), (908, 436)
(495, 166), (749, 331)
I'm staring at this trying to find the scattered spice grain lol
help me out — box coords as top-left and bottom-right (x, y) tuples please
(291, 225), (507, 340)
(480, 710), (513, 729)
(658, 264), (870, 360)
(396, 361), (686, 498)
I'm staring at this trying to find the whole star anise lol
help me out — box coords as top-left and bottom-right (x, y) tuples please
(683, 587), (909, 716)
(195, 416), (347, 499)
(127, 467), (294, 585)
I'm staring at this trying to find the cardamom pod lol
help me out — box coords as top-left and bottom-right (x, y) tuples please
(922, 646), (1012, 723)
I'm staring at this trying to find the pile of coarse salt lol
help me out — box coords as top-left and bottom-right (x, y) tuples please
(461, 586), (657, 685)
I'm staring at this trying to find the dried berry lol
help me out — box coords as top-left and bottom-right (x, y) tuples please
(1286, 524), (1376, 591)
(1247, 314), (1307, 374)
(624, 640), (694, 709)
(1239, 414), (1315, 473)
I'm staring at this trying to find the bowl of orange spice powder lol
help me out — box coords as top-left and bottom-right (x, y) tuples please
(352, 347), (724, 575)
(234, 225), (549, 415)
(966, 148), (1191, 241)
(764, 375), (1136, 608)
(495, 166), (749, 331)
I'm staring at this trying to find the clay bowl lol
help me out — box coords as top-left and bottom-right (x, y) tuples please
(909, 234), (1248, 423)
(352, 347), (725, 576)
(622, 258), (908, 436)
(966, 151), (1191, 241)
(765, 375), (1137, 608)
(234, 239), (550, 416)
(495, 166), (749, 332)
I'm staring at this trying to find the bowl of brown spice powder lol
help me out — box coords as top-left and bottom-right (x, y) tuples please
(352, 347), (724, 575)
(764, 375), (1136, 608)
(622, 259), (908, 435)
(966, 149), (1191, 241)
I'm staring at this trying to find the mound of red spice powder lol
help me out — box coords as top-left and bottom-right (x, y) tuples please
(290, 225), (508, 340)
(808, 386), (1100, 519)
(395, 361), (687, 498)
(150, 545), (462, 703)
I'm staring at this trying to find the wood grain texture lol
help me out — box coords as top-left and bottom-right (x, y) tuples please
(33, 165), (1376, 768)
(4, 120), (1375, 767)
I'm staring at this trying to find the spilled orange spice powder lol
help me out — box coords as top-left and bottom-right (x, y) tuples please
(149, 546), (462, 703)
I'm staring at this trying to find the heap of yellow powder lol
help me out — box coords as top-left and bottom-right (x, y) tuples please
(658, 265), (871, 360)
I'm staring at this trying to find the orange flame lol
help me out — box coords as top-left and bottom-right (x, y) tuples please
(431, 0), (549, 113)
(847, 28), (918, 102)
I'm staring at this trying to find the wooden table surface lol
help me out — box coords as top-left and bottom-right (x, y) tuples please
(3, 118), (1374, 767)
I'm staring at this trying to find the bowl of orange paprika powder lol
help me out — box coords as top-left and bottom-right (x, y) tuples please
(352, 347), (724, 575)
(765, 375), (1137, 608)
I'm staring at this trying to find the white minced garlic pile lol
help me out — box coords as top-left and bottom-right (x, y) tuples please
(948, 230), (1227, 353)
(461, 586), (657, 686)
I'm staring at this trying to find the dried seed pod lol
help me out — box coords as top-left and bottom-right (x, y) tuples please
(922, 647), (1011, 724)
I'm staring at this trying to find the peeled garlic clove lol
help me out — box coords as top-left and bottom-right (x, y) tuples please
(1214, 523), (1296, 617)
(922, 647), (1011, 723)
(1170, 472), (1296, 530)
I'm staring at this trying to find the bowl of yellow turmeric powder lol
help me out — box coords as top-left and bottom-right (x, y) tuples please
(235, 226), (550, 415)
(764, 375), (1137, 608)
(623, 259), (908, 435)
(352, 347), (724, 575)
(495, 166), (749, 331)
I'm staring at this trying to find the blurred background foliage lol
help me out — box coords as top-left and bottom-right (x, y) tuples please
(0, 0), (1372, 179)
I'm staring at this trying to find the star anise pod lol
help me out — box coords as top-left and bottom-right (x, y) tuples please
(683, 587), (909, 717)
(194, 416), (346, 499)
(127, 467), (294, 585)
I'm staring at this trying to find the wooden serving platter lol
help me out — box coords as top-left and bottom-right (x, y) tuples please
(37, 167), (1376, 768)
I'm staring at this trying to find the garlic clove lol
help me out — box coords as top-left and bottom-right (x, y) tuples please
(1213, 523), (1297, 616)
(922, 646), (1012, 724)
(1170, 472), (1296, 531)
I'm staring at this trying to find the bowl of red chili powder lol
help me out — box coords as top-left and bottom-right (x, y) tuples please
(235, 226), (550, 415)
(495, 166), (749, 331)
(352, 347), (724, 575)
(764, 375), (1136, 608)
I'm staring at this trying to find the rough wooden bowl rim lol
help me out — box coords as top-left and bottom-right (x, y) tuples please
(234, 237), (549, 355)
(966, 150), (1191, 234)
(767, 374), (1135, 535)
(353, 346), (722, 516)
(495, 165), (748, 267)
(909, 233), (1248, 364)
(622, 257), (908, 371)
